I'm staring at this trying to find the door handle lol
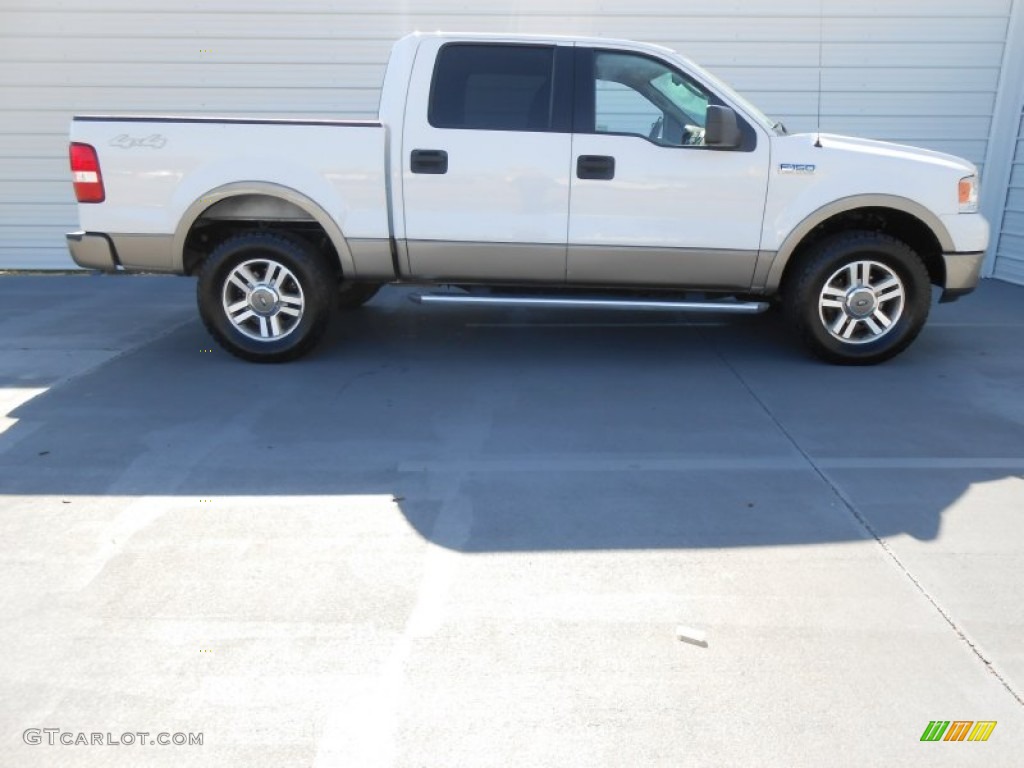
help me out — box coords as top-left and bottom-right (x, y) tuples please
(410, 149), (448, 175)
(577, 155), (615, 180)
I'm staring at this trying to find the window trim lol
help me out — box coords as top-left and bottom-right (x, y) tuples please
(427, 42), (574, 134)
(574, 47), (757, 152)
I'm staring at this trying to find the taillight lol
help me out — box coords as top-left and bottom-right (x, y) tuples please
(69, 142), (105, 203)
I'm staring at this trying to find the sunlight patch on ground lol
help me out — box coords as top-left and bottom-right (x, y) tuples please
(0, 387), (48, 437)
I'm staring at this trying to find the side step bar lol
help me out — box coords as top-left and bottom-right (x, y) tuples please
(410, 293), (769, 314)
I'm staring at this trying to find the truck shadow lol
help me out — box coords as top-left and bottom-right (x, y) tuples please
(2, 286), (1023, 553)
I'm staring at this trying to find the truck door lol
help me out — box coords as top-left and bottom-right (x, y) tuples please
(567, 48), (770, 289)
(401, 40), (574, 282)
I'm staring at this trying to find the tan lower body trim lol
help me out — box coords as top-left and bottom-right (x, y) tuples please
(109, 234), (175, 272)
(405, 240), (566, 283)
(567, 244), (759, 289)
(347, 238), (396, 280)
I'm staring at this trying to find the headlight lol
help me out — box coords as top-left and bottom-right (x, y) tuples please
(958, 175), (978, 213)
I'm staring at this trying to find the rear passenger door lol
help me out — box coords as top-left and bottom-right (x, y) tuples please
(401, 40), (574, 282)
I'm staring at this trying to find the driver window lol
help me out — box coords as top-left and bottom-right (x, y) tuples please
(595, 81), (663, 137)
(593, 51), (711, 146)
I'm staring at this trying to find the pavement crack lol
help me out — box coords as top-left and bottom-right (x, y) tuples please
(705, 334), (1024, 709)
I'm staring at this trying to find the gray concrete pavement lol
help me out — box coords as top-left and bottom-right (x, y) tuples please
(1, 274), (1023, 766)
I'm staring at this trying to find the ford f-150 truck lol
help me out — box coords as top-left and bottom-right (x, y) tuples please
(66, 32), (989, 364)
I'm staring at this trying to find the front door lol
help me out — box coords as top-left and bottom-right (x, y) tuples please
(568, 48), (771, 289)
(401, 40), (574, 282)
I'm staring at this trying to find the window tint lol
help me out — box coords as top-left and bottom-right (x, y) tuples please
(593, 51), (711, 146)
(430, 44), (555, 132)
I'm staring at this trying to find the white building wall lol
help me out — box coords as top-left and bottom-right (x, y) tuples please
(0, 0), (1014, 268)
(993, 109), (1024, 284)
(987, 0), (1024, 285)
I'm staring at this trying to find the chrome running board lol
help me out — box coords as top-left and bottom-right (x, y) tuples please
(410, 293), (769, 314)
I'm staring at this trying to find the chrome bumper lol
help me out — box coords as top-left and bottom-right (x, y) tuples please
(66, 231), (119, 271)
(939, 251), (985, 303)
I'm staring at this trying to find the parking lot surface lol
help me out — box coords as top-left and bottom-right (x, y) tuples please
(1, 274), (1023, 767)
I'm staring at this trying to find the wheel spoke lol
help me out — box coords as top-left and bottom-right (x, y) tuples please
(270, 314), (282, 337)
(822, 285), (846, 299)
(874, 277), (899, 294)
(832, 314), (851, 336)
(258, 317), (269, 338)
(873, 309), (893, 329)
(864, 316), (883, 336)
(847, 263), (859, 286)
(227, 299), (249, 314)
(858, 261), (872, 287)
(273, 268), (292, 289)
(228, 275), (250, 294)
(842, 318), (859, 339)
(877, 287), (903, 303)
(264, 263), (281, 287)
(237, 265), (259, 288)
(820, 298), (844, 309)
(232, 309), (255, 324)
(280, 292), (302, 307)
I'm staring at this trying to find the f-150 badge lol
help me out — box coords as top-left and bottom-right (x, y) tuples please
(779, 163), (815, 174)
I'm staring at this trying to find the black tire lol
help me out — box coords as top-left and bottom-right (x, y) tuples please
(197, 231), (334, 363)
(783, 230), (931, 365)
(337, 281), (381, 310)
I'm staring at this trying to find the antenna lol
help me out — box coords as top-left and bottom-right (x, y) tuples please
(814, 0), (823, 147)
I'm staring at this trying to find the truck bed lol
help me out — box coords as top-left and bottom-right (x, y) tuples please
(69, 115), (391, 275)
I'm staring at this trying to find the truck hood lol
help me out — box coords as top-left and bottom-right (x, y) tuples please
(780, 133), (978, 176)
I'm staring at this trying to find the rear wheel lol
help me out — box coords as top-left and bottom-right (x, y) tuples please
(197, 231), (333, 362)
(784, 230), (931, 365)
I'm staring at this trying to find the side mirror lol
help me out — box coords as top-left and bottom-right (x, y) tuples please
(704, 105), (741, 149)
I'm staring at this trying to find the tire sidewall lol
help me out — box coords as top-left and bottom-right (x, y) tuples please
(791, 233), (931, 364)
(197, 233), (331, 362)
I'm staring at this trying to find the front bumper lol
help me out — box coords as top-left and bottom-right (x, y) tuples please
(936, 213), (987, 303)
(939, 251), (985, 303)
(66, 231), (119, 271)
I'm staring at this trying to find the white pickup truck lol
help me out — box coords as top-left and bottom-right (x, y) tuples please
(67, 32), (988, 364)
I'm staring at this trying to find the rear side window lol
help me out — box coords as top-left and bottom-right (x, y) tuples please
(429, 44), (555, 132)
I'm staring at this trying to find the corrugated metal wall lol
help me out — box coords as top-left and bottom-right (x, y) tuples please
(0, 0), (1013, 268)
(993, 108), (1024, 283)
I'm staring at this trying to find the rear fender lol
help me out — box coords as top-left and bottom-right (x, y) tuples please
(172, 181), (355, 275)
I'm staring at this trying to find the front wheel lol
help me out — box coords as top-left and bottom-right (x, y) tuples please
(784, 231), (932, 365)
(197, 231), (334, 363)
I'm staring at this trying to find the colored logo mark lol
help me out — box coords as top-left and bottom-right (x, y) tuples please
(920, 720), (996, 742)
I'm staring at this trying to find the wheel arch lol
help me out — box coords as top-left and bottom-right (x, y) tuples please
(764, 195), (954, 295)
(172, 181), (355, 277)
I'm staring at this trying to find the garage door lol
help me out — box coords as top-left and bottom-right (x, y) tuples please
(993, 108), (1024, 284)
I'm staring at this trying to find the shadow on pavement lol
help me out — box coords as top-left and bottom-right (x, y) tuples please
(3, 283), (1024, 553)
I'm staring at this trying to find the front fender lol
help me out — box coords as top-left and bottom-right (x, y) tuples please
(757, 194), (955, 292)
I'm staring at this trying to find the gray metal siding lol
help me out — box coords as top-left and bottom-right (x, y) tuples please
(0, 0), (1013, 267)
(994, 111), (1024, 284)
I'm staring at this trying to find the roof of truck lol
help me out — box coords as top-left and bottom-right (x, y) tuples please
(394, 31), (678, 56)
